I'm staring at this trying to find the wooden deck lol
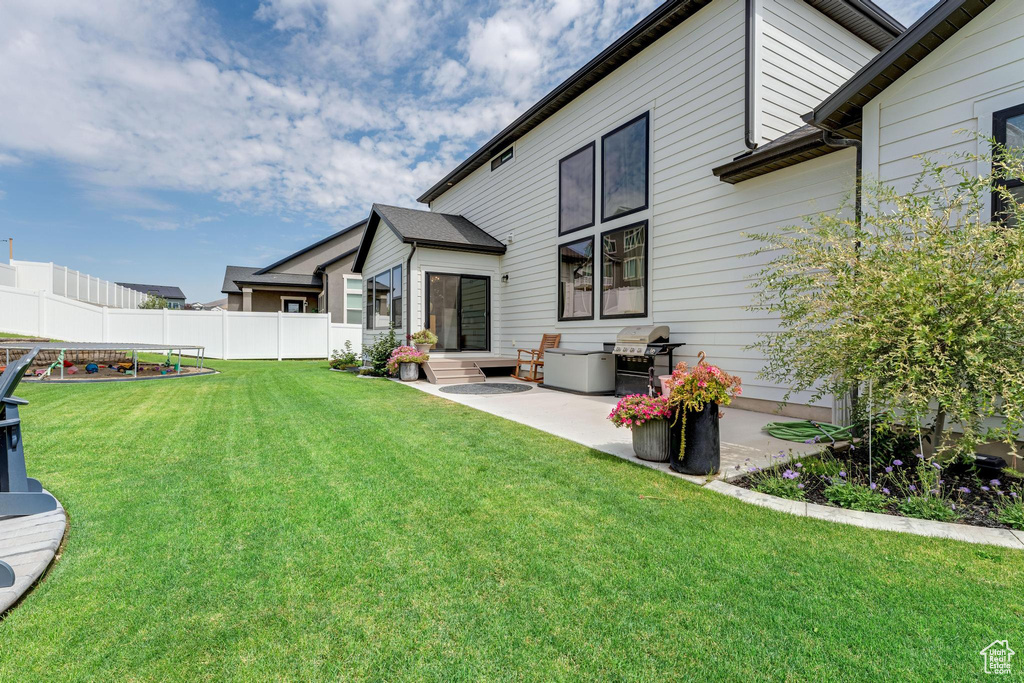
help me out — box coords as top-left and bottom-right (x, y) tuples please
(422, 357), (518, 385)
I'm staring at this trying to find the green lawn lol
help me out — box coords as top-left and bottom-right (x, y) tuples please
(0, 360), (1020, 680)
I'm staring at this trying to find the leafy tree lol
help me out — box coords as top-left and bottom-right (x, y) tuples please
(748, 139), (1024, 460)
(138, 294), (169, 309)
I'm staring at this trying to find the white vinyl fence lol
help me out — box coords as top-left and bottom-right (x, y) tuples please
(0, 285), (361, 360)
(0, 263), (15, 288)
(10, 260), (146, 309)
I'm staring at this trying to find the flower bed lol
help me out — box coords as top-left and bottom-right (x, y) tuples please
(731, 439), (1024, 531)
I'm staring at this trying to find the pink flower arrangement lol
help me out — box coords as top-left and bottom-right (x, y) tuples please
(608, 394), (673, 430)
(385, 345), (429, 375)
(663, 360), (742, 412)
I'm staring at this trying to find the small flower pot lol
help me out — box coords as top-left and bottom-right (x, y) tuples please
(414, 343), (432, 354)
(658, 375), (673, 398)
(669, 402), (720, 475)
(399, 362), (420, 381)
(631, 417), (679, 463)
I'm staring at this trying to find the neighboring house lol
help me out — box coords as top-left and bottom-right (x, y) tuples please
(355, 0), (1023, 418)
(117, 282), (187, 309)
(221, 220), (366, 322)
(198, 298), (228, 311)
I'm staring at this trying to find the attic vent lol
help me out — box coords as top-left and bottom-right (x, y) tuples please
(490, 146), (513, 171)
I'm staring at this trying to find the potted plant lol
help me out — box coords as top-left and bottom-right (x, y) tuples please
(386, 345), (429, 381)
(608, 394), (676, 462)
(409, 329), (438, 354)
(664, 359), (742, 475)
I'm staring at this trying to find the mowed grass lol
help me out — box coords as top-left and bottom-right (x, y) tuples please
(0, 360), (1020, 681)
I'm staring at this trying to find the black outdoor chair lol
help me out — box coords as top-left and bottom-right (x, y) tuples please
(0, 347), (58, 588)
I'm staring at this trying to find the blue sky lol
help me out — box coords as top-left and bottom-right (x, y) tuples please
(0, 0), (930, 303)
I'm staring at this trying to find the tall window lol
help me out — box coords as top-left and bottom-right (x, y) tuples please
(559, 142), (595, 234)
(994, 103), (1024, 226)
(373, 269), (391, 328)
(391, 265), (403, 328)
(557, 237), (594, 321)
(365, 276), (375, 328)
(364, 267), (402, 330)
(346, 278), (362, 325)
(601, 112), (648, 222)
(600, 222), (647, 318)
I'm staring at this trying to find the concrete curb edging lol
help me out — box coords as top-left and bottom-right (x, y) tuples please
(0, 492), (67, 614)
(705, 480), (1024, 550)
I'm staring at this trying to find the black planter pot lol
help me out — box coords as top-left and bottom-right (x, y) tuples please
(669, 402), (721, 475)
(631, 418), (679, 463)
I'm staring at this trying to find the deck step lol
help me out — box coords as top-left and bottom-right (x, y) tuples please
(432, 375), (487, 385)
(432, 368), (483, 378)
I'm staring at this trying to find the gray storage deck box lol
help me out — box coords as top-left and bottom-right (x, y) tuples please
(542, 349), (614, 394)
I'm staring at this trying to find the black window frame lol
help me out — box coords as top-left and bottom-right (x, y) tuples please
(424, 272), (491, 353)
(364, 275), (375, 330)
(390, 264), (403, 329)
(599, 220), (648, 320)
(556, 236), (595, 322)
(558, 141), (596, 235)
(993, 102), (1024, 224)
(490, 146), (514, 171)
(600, 111), (650, 223)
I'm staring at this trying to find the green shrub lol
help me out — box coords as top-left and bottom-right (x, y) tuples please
(753, 476), (805, 501)
(329, 341), (359, 369)
(994, 497), (1024, 530)
(800, 455), (841, 477)
(823, 482), (887, 513)
(366, 326), (399, 376)
(898, 495), (958, 522)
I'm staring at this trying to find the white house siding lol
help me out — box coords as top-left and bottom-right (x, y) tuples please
(425, 0), (863, 407)
(360, 224), (410, 349)
(862, 0), (1024, 198)
(759, 0), (876, 141)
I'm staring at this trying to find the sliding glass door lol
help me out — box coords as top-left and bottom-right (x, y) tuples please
(426, 273), (490, 352)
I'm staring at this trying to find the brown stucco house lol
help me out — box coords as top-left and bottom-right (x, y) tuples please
(221, 219), (366, 323)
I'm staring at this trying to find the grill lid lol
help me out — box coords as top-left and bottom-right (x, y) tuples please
(613, 325), (670, 356)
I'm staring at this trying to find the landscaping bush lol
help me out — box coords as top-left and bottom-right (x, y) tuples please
(994, 491), (1024, 530)
(752, 471), (805, 501)
(329, 341), (359, 369)
(748, 136), (1024, 461)
(898, 495), (958, 522)
(823, 481), (887, 513)
(365, 326), (400, 376)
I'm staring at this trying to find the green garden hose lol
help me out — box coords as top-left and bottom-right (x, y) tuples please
(764, 420), (853, 444)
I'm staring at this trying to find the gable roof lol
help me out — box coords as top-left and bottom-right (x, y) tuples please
(416, 0), (902, 205)
(353, 204), (506, 273)
(807, 0), (996, 137)
(117, 283), (186, 300)
(315, 246), (359, 272)
(220, 266), (322, 294)
(253, 219), (366, 275)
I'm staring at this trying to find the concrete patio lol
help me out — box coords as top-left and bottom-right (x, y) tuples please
(399, 376), (822, 484)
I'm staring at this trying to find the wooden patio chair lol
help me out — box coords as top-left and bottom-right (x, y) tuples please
(512, 334), (560, 383)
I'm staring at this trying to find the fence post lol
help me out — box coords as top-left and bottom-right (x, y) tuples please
(162, 308), (170, 345)
(221, 309), (229, 360)
(102, 306), (109, 342)
(277, 311), (284, 361)
(37, 290), (47, 338)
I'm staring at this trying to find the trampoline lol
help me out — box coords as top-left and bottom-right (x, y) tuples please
(0, 342), (207, 381)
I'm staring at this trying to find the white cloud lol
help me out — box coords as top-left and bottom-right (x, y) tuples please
(0, 0), (659, 223)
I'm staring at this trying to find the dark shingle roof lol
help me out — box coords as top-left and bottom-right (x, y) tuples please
(117, 283), (186, 300)
(712, 124), (841, 183)
(807, 0), (995, 137)
(220, 266), (322, 294)
(417, 0), (902, 204)
(315, 246), (359, 272)
(253, 219), (367, 275)
(353, 204), (506, 273)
